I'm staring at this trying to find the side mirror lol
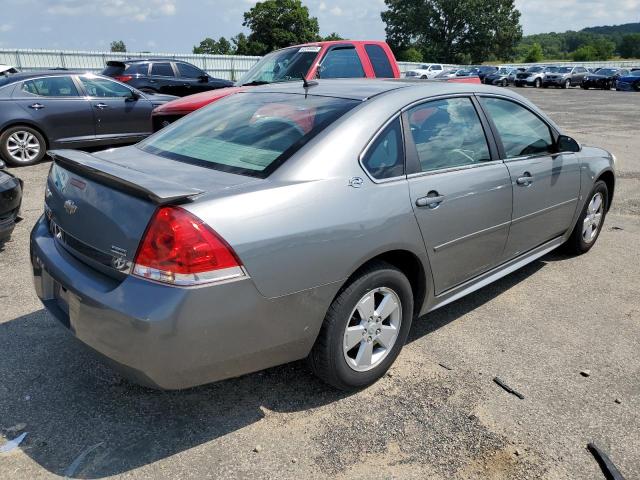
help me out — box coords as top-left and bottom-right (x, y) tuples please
(127, 90), (141, 101)
(557, 135), (581, 153)
(198, 74), (209, 83)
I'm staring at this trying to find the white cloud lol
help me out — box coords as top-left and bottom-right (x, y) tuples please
(329, 6), (343, 16)
(45, 0), (177, 22)
(0, 24), (14, 32)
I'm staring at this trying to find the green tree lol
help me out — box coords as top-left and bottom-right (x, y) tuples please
(232, 33), (264, 56)
(620, 33), (640, 58)
(572, 45), (597, 61)
(322, 32), (344, 41)
(590, 37), (615, 60)
(396, 47), (423, 62)
(193, 37), (233, 55)
(381, 0), (522, 64)
(242, 0), (320, 56)
(110, 40), (127, 53)
(524, 42), (543, 63)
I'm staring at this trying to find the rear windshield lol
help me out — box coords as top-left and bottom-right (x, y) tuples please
(139, 92), (359, 178)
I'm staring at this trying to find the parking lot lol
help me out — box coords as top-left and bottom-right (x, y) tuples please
(1, 86), (639, 479)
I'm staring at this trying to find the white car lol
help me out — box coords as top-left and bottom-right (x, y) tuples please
(0, 64), (19, 77)
(404, 64), (444, 79)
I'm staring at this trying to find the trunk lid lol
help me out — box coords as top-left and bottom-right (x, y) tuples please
(45, 148), (258, 279)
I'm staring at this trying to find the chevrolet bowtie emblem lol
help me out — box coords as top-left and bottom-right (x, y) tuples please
(64, 199), (78, 215)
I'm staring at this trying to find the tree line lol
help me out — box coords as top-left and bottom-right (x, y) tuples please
(109, 0), (639, 64)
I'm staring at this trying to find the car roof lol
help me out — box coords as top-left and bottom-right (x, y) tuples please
(245, 78), (518, 101)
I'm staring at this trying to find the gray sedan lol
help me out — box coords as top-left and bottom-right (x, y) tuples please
(31, 79), (616, 390)
(0, 72), (176, 166)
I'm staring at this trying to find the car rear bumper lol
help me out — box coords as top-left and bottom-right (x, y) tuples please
(30, 215), (336, 389)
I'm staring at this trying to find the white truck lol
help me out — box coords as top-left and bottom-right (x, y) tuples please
(404, 64), (444, 79)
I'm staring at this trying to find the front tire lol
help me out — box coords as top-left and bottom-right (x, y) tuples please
(563, 79), (571, 89)
(535, 78), (542, 88)
(0, 125), (47, 166)
(565, 181), (608, 255)
(308, 261), (414, 391)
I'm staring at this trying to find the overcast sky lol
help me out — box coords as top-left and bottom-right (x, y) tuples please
(1, 0), (639, 52)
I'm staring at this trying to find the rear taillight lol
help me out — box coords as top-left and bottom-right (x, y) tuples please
(133, 206), (245, 286)
(114, 75), (133, 83)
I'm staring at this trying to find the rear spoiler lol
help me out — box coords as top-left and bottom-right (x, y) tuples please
(105, 60), (126, 67)
(49, 150), (204, 205)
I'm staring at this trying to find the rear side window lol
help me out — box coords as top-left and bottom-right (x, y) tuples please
(407, 97), (491, 172)
(319, 47), (365, 79)
(362, 118), (404, 179)
(139, 92), (359, 178)
(480, 97), (553, 158)
(150, 63), (175, 77)
(125, 63), (149, 75)
(364, 44), (394, 78)
(176, 63), (204, 78)
(22, 77), (79, 97)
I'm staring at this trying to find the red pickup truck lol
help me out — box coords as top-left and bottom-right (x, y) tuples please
(152, 41), (477, 130)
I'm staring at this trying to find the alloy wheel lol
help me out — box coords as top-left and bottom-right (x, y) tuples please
(343, 287), (402, 372)
(6, 130), (41, 164)
(582, 192), (604, 243)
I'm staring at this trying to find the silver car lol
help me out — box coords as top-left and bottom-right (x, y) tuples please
(31, 79), (616, 390)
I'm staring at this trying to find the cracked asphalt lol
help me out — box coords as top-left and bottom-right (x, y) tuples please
(1, 86), (639, 479)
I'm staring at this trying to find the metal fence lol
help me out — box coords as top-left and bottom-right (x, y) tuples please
(0, 49), (261, 81)
(2, 49), (637, 80)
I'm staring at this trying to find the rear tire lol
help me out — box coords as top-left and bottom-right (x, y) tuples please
(0, 125), (47, 166)
(308, 261), (414, 391)
(563, 79), (571, 89)
(564, 181), (608, 255)
(534, 78), (542, 88)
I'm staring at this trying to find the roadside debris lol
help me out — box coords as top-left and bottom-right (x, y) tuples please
(493, 377), (525, 399)
(253, 445), (263, 453)
(63, 442), (104, 478)
(580, 370), (592, 377)
(438, 363), (453, 371)
(587, 442), (625, 480)
(0, 432), (28, 453)
(609, 226), (624, 231)
(614, 398), (622, 404)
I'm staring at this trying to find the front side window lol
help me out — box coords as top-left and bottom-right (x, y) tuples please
(79, 76), (133, 98)
(139, 92), (359, 178)
(364, 44), (394, 78)
(177, 63), (205, 79)
(481, 97), (553, 158)
(150, 62), (175, 77)
(362, 118), (404, 179)
(319, 47), (365, 79)
(22, 76), (79, 97)
(407, 97), (491, 172)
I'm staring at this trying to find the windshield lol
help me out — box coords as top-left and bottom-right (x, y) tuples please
(497, 68), (510, 74)
(139, 92), (359, 178)
(556, 67), (572, 73)
(236, 47), (320, 86)
(596, 69), (616, 76)
(527, 67), (544, 73)
(631, 70), (640, 77)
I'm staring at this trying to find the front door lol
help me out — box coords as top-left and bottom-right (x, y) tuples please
(405, 96), (512, 294)
(77, 76), (154, 140)
(478, 96), (581, 259)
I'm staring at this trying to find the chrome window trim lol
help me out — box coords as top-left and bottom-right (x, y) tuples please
(406, 159), (505, 179)
(357, 111), (407, 184)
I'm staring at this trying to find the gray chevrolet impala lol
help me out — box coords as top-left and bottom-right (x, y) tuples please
(31, 79), (616, 390)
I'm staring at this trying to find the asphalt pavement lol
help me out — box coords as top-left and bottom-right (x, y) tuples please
(0, 86), (638, 479)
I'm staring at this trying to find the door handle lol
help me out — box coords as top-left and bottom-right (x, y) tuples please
(94, 103), (109, 110)
(516, 172), (534, 186)
(29, 103), (45, 110)
(416, 191), (445, 208)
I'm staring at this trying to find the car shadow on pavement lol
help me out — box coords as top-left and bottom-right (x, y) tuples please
(0, 256), (551, 478)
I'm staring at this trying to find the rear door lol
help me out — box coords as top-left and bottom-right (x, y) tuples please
(405, 96), (512, 294)
(478, 96), (581, 259)
(148, 62), (181, 95)
(77, 75), (153, 140)
(13, 75), (95, 145)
